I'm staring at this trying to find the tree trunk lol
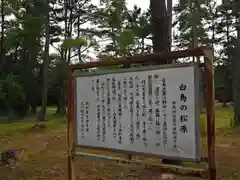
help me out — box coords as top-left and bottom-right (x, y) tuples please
(64, 0), (68, 61)
(56, 103), (66, 115)
(38, 0), (50, 121)
(77, 16), (82, 62)
(233, 39), (240, 126)
(67, 6), (73, 63)
(222, 100), (227, 108)
(56, 1), (73, 115)
(150, 0), (180, 165)
(141, 37), (145, 54)
(31, 104), (37, 114)
(0, 0), (5, 71)
(150, 0), (170, 58)
(55, 87), (66, 115)
(223, 17), (230, 109)
(167, 0), (172, 49)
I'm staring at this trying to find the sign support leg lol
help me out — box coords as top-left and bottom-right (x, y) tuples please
(67, 69), (75, 180)
(68, 47), (216, 180)
(204, 51), (216, 180)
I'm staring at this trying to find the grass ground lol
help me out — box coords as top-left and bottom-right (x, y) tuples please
(0, 105), (240, 180)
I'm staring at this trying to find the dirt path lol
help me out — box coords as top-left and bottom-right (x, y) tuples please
(0, 126), (240, 180)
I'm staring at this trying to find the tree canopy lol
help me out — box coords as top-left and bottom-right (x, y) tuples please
(0, 0), (240, 123)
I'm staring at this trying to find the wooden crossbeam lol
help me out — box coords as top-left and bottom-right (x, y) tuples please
(70, 47), (209, 70)
(76, 151), (207, 179)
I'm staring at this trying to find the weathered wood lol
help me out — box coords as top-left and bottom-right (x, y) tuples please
(232, 40), (240, 126)
(76, 151), (207, 178)
(67, 47), (215, 180)
(67, 69), (75, 180)
(204, 49), (216, 180)
(70, 47), (206, 71)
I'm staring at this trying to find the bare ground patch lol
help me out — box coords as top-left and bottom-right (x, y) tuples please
(0, 125), (240, 180)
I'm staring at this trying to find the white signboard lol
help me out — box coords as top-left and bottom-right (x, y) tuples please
(74, 64), (200, 161)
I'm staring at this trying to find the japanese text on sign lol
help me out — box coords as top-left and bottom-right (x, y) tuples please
(75, 64), (200, 161)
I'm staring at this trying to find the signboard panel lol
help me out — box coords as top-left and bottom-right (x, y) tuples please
(74, 64), (200, 161)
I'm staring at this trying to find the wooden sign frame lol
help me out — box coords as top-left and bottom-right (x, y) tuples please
(67, 47), (216, 180)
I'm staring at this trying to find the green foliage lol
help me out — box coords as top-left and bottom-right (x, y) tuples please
(1, 0), (238, 122)
(61, 38), (87, 49)
(119, 29), (135, 46)
(0, 74), (26, 118)
(2, 74), (25, 102)
(93, 0), (151, 56)
(215, 65), (231, 88)
(97, 65), (121, 71)
(0, 83), (6, 99)
(174, 0), (211, 49)
(174, 0), (239, 100)
(118, 29), (135, 53)
(50, 56), (68, 90)
(2, 5), (17, 15)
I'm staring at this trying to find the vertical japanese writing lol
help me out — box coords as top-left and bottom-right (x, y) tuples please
(117, 81), (122, 144)
(148, 75), (153, 131)
(148, 75), (153, 105)
(135, 77), (140, 96)
(142, 79), (147, 146)
(129, 77), (134, 144)
(80, 102), (85, 139)
(96, 79), (100, 101)
(92, 80), (95, 92)
(113, 111), (117, 140)
(106, 78), (111, 128)
(112, 78), (116, 101)
(96, 79), (101, 141)
(96, 104), (101, 141)
(117, 81), (122, 118)
(112, 78), (117, 140)
(85, 101), (90, 132)
(135, 76), (140, 140)
(101, 81), (106, 142)
(77, 67), (198, 158)
(162, 78), (167, 148)
(172, 101), (177, 148)
(179, 84), (188, 134)
(154, 74), (161, 148)
(123, 78), (128, 109)
(155, 74), (160, 106)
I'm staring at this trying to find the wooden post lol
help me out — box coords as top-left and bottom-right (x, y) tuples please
(204, 50), (216, 180)
(67, 47), (215, 180)
(67, 68), (75, 180)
